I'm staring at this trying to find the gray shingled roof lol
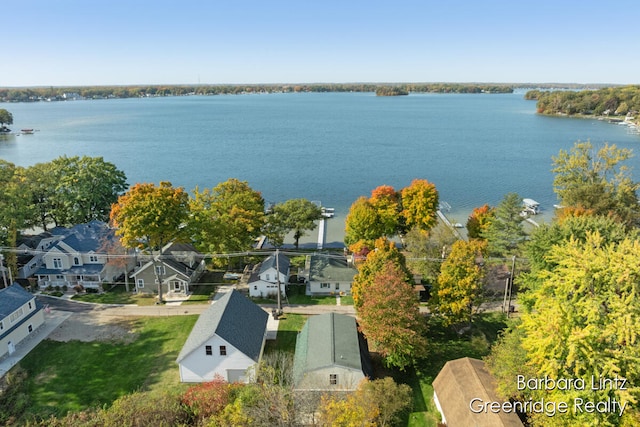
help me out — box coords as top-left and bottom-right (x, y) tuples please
(0, 284), (33, 319)
(308, 255), (358, 282)
(259, 253), (290, 276)
(293, 313), (371, 384)
(176, 290), (268, 363)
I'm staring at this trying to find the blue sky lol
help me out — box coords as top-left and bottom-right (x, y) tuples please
(3, 0), (639, 86)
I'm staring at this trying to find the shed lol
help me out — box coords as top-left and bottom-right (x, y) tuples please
(432, 357), (524, 426)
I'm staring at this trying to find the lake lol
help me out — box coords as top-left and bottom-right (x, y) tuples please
(1, 92), (639, 246)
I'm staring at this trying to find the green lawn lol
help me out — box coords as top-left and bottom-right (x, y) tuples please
(70, 284), (158, 306)
(264, 313), (307, 354)
(183, 284), (216, 304)
(404, 312), (510, 426)
(11, 315), (197, 421)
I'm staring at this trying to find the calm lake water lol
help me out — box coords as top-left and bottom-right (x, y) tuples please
(2, 92), (639, 245)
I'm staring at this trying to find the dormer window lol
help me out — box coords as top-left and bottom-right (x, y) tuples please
(89, 255), (98, 262)
(53, 258), (63, 269)
(74, 257), (80, 265)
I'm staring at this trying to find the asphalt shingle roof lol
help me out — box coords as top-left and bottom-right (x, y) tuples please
(176, 290), (268, 363)
(293, 313), (371, 384)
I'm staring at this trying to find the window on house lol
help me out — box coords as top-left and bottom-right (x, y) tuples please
(56, 275), (65, 280)
(155, 265), (165, 275)
(335, 283), (340, 290)
(254, 286), (258, 290)
(28, 324), (33, 333)
(266, 273), (270, 281)
(173, 281), (181, 291)
(219, 346), (227, 356)
(74, 257), (80, 265)
(137, 279), (144, 288)
(28, 301), (32, 310)
(205, 345), (212, 356)
(89, 255), (98, 262)
(53, 258), (63, 269)
(0, 321), (4, 331)
(329, 374), (338, 385)
(10, 308), (24, 323)
(320, 283), (330, 289)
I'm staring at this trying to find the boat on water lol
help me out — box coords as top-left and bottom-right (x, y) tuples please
(21, 129), (34, 134)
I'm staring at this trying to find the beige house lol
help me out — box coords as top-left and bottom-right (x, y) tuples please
(433, 357), (524, 426)
(0, 284), (45, 360)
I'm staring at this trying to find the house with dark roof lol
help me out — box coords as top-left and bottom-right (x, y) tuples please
(248, 252), (290, 298)
(16, 232), (63, 279)
(130, 242), (205, 296)
(177, 289), (268, 383)
(303, 255), (358, 296)
(433, 357), (524, 427)
(0, 284), (45, 360)
(293, 312), (372, 391)
(34, 220), (121, 290)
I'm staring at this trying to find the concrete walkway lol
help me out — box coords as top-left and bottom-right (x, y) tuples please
(0, 308), (72, 379)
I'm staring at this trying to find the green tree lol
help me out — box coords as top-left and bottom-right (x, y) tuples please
(26, 156), (127, 228)
(466, 204), (495, 239)
(400, 179), (439, 233)
(0, 161), (33, 278)
(352, 238), (411, 309)
(344, 196), (386, 249)
(484, 192), (526, 256)
(552, 141), (640, 226)
(434, 239), (487, 326)
(517, 233), (640, 426)
(189, 179), (265, 254)
(0, 109), (12, 128)
(357, 260), (427, 370)
(110, 182), (189, 302)
(110, 182), (189, 250)
(370, 185), (401, 237)
(268, 198), (322, 249)
(519, 214), (631, 304)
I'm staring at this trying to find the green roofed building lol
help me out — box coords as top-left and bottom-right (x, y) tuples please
(292, 312), (373, 391)
(303, 255), (358, 296)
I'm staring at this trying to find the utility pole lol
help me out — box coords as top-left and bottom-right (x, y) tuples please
(506, 255), (516, 318)
(0, 254), (7, 288)
(275, 248), (282, 316)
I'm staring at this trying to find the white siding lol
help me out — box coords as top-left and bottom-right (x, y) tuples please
(178, 335), (257, 383)
(249, 279), (286, 298)
(0, 305), (45, 359)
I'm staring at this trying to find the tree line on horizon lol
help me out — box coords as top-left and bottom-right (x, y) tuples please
(525, 85), (640, 123)
(0, 83), (520, 102)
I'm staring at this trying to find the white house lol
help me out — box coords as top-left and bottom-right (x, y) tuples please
(177, 289), (268, 383)
(303, 255), (358, 296)
(248, 253), (290, 298)
(0, 284), (45, 360)
(34, 221), (118, 290)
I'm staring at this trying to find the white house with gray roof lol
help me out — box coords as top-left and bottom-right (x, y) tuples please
(293, 312), (373, 391)
(0, 284), (45, 360)
(177, 289), (268, 383)
(248, 252), (290, 298)
(303, 255), (358, 296)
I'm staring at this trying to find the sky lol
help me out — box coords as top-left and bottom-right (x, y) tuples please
(3, 0), (639, 87)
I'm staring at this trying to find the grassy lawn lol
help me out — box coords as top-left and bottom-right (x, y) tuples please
(183, 284), (216, 305)
(12, 315), (197, 421)
(71, 284), (158, 306)
(403, 312), (510, 426)
(264, 313), (307, 354)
